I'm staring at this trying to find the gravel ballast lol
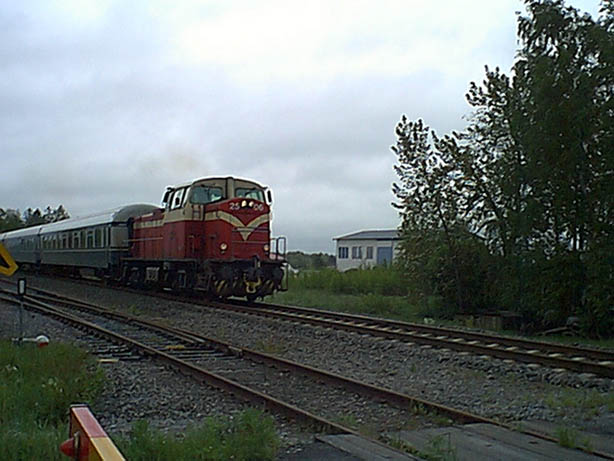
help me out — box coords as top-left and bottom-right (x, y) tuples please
(3, 275), (614, 451)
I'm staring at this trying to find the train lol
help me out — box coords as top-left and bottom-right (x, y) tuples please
(0, 176), (287, 301)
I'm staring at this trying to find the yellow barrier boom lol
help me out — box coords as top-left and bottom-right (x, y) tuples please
(0, 242), (18, 276)
(60, 404), (125, 461)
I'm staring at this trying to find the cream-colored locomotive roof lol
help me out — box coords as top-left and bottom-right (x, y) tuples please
(170, 176), (266, 190)
(0, 204), (160, 239)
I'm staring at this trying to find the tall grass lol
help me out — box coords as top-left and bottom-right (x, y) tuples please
(0, 341), (104, 428)
(117, 409), (279, 461)
(291, 266), (408, 296)
(270, 266), (423, 322)
(0, 341), (280, 460)
(0, 340), (104, 460)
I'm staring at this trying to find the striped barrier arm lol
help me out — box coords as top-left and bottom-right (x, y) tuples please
(59, 404), (125, 461)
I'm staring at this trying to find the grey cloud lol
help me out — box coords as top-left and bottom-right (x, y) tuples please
(1, 1), (528, 252)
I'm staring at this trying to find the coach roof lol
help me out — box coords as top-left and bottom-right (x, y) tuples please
(0, 204), (159, 238)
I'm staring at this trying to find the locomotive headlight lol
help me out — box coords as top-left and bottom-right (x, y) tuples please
(241, 200), (247, 208)
(248, 201), (254, 208)
(220, 243), (228, 251)
(263, 244), (270, 252)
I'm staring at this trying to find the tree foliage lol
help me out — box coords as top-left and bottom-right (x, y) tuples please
(392, 0), (613, 336)
(286, 251), (335, 270)
(0, 205), (70, 232)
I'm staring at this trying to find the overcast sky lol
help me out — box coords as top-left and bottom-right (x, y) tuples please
(1, 1), (600, 252)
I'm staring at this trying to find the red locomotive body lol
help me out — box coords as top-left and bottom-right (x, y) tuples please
(125, 176), (286, 300)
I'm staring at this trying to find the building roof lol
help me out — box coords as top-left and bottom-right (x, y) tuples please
(333, 229), (401, 241)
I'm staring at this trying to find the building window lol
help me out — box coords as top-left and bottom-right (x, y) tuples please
(366, 246), (373, 259)
(338, 246), (348, 259)
(351, 246), (362, 259)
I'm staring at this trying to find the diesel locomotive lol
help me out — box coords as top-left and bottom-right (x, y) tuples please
(0, 176), (287, 300)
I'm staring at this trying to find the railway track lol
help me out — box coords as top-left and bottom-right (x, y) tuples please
(0, 287), (446, 459)
(3, 275), (613, 378)
(206, 299), (614, 379)
(1, 283), (612, 459)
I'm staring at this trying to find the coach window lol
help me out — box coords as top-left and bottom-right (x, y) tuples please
(80, 230), (86, 248)
(366, 246), (373, 260)
(95, 228), (102, 248)
(351, 246), (362, 259)
(338, 246), (348, 259)
(86, 230), (94, 248)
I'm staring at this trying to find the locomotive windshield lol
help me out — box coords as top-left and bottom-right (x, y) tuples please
(189, 186), (223, 204)
(235, 187), (265, 202)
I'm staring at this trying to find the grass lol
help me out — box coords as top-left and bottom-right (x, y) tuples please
(271, 267), (423, 323)
(0, 341), (105, 428)
(117, 409), (279, 461)
(332, 413), (379, 438)
(272, 287), (421, 322)
(0, 340), (280, 460)
(254, 336), (287, 355)
(0, 340), (105, 460)
(290, 266), (409, 296)
(388, 433), (457, 460)
(555, 425), (593, 451)
(544, 388), (614, 417)
(272, 267), (614, 348)
(404, 433), (457, 461)
(523, 334), (614, 350)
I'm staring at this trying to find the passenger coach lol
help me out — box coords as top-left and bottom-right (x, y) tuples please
(0, 204), (159, 277)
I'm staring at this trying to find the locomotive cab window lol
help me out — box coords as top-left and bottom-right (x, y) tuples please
(189, 186), (223, 205)
(170, 188), (188, 210)
(235, 188), (264, 202)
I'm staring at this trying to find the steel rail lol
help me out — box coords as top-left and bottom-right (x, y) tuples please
(2, 277), (613, 377)
(0, 291), (354, 435)
(12, 289), (492, 425)
(211, 300), (614, 378)
(249, 300), (614, 362)
(3, 276), (613, 377)
(2, 286), (613, 459)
